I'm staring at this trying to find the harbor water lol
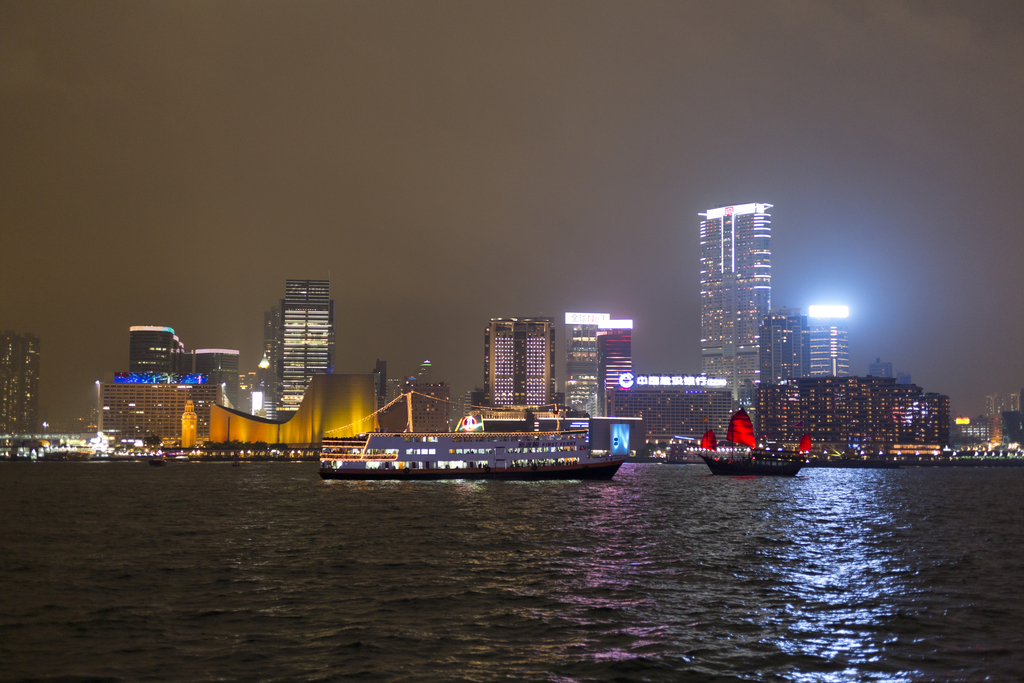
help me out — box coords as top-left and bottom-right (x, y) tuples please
(2, 462), (1023, 681)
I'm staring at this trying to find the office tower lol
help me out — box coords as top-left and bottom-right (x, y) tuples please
(372, 359), (388, 410)
(808, 306), (850, 377)
(129, 326), (189, 374)
(597, 319), (633, 417)
(608, 373), (733, 444)
(279, 279), (335, 414)
(253, 356), (273, 418)
(0, 331), (40, 433)
(565, 312), (609, 416)
(417, 360), (433, 384)
(194, 349), (240, 408)
(262, 305), (282, 418)
(484, 317), (555, 407)
(868, 358), (893, 378)
(759, 308), (810, 384)
(699, 203), (772, 405)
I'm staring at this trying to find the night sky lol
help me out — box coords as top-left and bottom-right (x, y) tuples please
(3, 1), (1023, 426)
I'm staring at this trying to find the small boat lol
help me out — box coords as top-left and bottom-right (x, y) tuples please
(699, 410), (807, 476)
(148, 457), (167, 467)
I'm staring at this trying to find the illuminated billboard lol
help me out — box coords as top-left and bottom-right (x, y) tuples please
(565, 312), (611, 325)
(598, 319), (633, 330)
(114, 372), (208, 384)
(617, 373), (728, 389)
(611, 423), (630, 456)
(955, 417), (970, 425)
(808, 305), (849, 318)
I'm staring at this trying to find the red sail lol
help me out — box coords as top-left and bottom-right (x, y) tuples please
(798, 434), (812, 455)
(701, 429), (718, 451)
(726, 409), (756, 449)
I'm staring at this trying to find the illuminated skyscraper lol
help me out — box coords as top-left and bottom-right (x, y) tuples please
(129, 326), (190, 374)
(484, 317), (555, 407)
(194, 349), (240, 408)
(597, 319), (632, 417)
(0, 331), (40, 433)
(279, 279), (335, 415)
(759, 308), (809, 384)
(699, 203), (772, 405)
(564, 312), (609, 416)
(808, 305), (850, 377)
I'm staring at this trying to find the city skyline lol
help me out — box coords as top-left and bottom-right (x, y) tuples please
(2, 2), (1023, 424)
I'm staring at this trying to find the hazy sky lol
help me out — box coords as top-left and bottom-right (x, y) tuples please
(3, 1), (1023, 425)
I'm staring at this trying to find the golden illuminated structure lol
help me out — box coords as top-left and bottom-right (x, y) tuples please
(181, 400), (198, 448)
(208, 374), (375, 447)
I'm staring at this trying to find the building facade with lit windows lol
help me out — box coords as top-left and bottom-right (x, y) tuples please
(808, 306), (850, 377)
(564, 312), (608, 416)
(279, 279), (335, 415)
(759, 308), (809, 384)
(756, 376), (949, 453)
(699, 203), (772, 406)
(0, 331), (40, 434)
(597, 319), (632, 417)
(606, 373), (732, 445)
(484, 317), (556, 407)
(99, 373), (220, 446)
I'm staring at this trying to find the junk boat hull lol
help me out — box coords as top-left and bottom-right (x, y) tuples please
(700, 453), (804, 476)
(319, 428), (624, 482)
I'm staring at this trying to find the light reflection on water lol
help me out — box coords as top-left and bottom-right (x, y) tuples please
(2, 462), (1024, 681)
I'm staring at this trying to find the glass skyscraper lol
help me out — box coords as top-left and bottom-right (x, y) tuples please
(699, 203), (772, 405)
(279, 279), (335, 415)
(597, 319), (632, 418)
(564, 312), (609, 416)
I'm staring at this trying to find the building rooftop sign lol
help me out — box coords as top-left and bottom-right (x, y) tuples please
(114, 372), (208, 384)
(565, 312), (611, 325)
(617, 373), (728, 390)
(700, 203), (772, 219)
(598, 319), (633, 330)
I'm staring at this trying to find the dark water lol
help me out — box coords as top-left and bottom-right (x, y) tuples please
(2, 462), (1024, 682)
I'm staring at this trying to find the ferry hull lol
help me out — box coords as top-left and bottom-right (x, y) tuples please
(700, 454), (803, 477)
(320, 459), (625, 481)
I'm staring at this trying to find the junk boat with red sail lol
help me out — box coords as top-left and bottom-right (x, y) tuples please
(699, 408), (809, 476)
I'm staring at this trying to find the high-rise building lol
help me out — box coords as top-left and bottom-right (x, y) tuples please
(564, 312), (609, 416)
(262, 305), (282, 419)
(372, 359), (388, 410)
(607, 372), (732, 445)
(759, 308), (809, 384)
(417, 360), (433, 384)
(868, 358), (893, 378)
(0, 331), (40, 433)
(756, 376), (949, 453)
(100, 374), (219, 446)
(484, 317), (555, 407)
(699, 203), (772, 405)
(597, 319), (632, 417)
(808, 306), (850, 377)
(279, 279), (335, 415)
(129, 326), (190, 374)
(194, 349), (240, 408)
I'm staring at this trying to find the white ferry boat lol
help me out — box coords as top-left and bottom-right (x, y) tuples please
(319, 428), (625, 481)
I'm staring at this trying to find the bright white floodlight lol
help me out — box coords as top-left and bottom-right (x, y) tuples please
(808, 305), (849, 318)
